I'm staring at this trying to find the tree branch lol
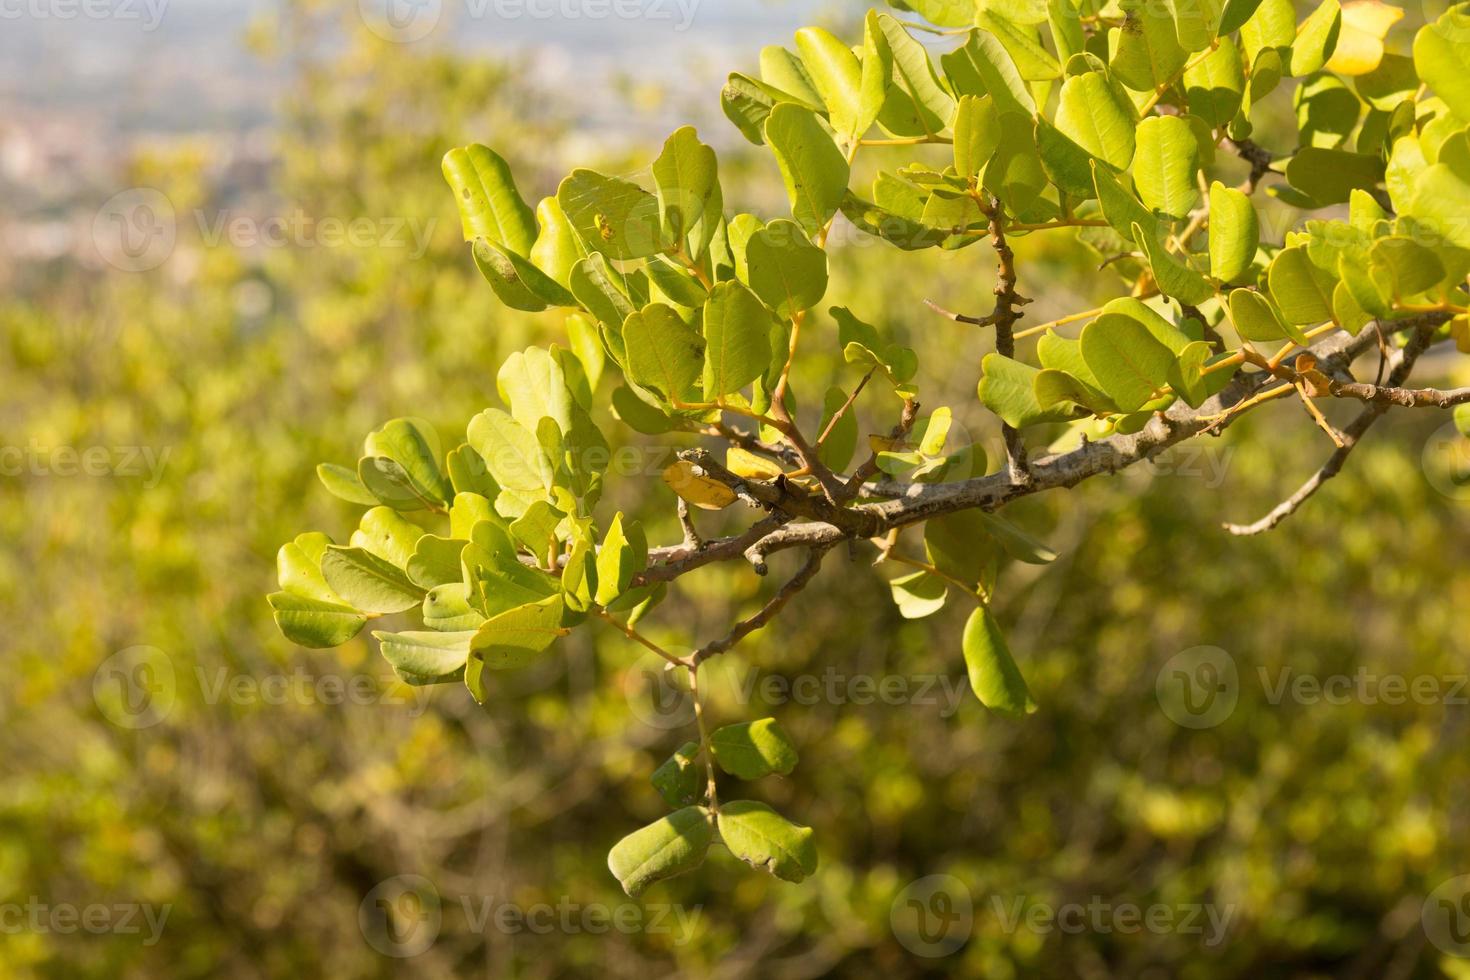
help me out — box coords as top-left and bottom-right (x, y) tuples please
(637, 314), (1454, 588)
(689, 545), (834, 665)
(1223, 326), (1438, 535)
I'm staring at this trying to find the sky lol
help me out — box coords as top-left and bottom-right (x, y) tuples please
(0, 0), (879, 132)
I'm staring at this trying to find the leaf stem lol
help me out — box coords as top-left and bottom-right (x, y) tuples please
(594, 609), (689, 668)
(688, 664), (719, 813)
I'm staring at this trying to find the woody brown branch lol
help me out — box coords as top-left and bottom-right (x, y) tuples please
(638, 312), (1454, 584)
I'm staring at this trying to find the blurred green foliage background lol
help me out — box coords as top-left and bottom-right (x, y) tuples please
(5, 3), (1470, 977)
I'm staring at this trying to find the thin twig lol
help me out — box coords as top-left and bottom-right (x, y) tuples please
(690, 545), (834, 665)
(1224, 328), (1435, 535)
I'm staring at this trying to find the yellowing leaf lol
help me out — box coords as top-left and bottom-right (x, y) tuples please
(726, 448), (783, 480)
(1325, 0), (1402, 75)
(662, 460), (738, 510)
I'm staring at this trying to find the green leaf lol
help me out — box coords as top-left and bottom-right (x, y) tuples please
(1208, 181), (1259, 283)
(833, 306), (919, 396)
(796, 26), (867, 139)
(942, 26), (1035, 116)
(441, 144), (537, 255)
(569, 254), (637, 340)
(1093, 162), (1159, 241)
(446, 445), (499, 500)
(1219, 0), (1265, 35)
(471, 236), (574, 312)
(267, 592), (367, 649)
(529, 196), (584, 288)
(1369, 236), (1447, 298)
(977, 511), (1057, 564)
(276, 531), (338, 601)
(1268, 246), (1337, 325)
(978, 353), (1083, 427)
(858, 12), (895, 137)
(422, 582), (485, 632)
(889, 569), (948, 619)
(509, 499), (564, 566)
(745, 219), (829, 318)
(722, 72), (784, 146)
(497, 346), (573, 436)
(1289, 0), (1341, 77)
(1054, 71), (1135, 171)
(762, 45), (825, 112)
(716, 801), (818, 883)
(875, 13), (957, 132)
(817, 385), (859, 471)
(962, 605), (1037, 717)
(710, 717), (799, 779)
(595, 513), (648, 606)
(624, 303), (705, 405)
(1415, 14), (1470, 123)
(1133, 115), (1200, 220)
(1168, 339), (1217, 408)
(406, 535), (466, 590)
(608, 806), (713, 897)
(468, 594), (567, 677)
(1240, 0), (1296, 64)
(924, 510), (1000, 588)
(899, 0), (979, 27)
(1296, 74), (1360, 149)
(374, 630), (474, 684)
(1228, 288), (1305, 344)
(316, 462), (377, 506)
(763, 103), (851, 237)
(652, 742), (704, 808)
(611, 385), (677, 435)
(1166, 0), (1223, 52)
(557, 169), (668, 260)
(953, 94), (1002, 180)
(701, 281), (773, 398)
(1080, 312), (1177, 412)
(983, 113), (1048, 214)
(361, 418), (450, 510)
(1185, 37), (1245, 128)
(1135, 221), (1214, 305)
(1406, 157), (1470, 250)
(466, 408), (553, 501)
(1034, 367), (1116, 414)
(1109, 0), (1187, 93)
(1284, 147), (1385, 205)
(351, 506), (422, 569)
(320, 546), (424, 614)
(977, 10), (1061, 80)
(652, 126), (723, 260)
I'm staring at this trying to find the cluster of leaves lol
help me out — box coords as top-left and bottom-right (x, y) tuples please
(270, 0), (1470, 895)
